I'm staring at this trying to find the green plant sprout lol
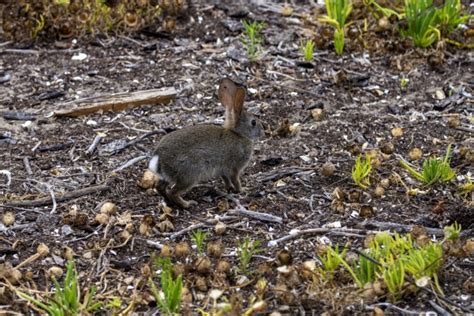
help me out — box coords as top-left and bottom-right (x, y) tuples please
(149, 257), (183, 315)
(237, 237), (263, 275)
(319, 0), (352, 55)
(352, 154), (372, 189)
(443, 222), (461, 242)
(383, 260), (405, 300)
(17, 260), (102, 315)
(300, 39), (315, 61)
(363, 0), (402, 19)
(318, 244), (346, 279)
(241, 19), (266, 62)
(458, 176), (473, 196)
(399, 144), (455, 186)
(400, 77), (409, 88)
(436, 0), (472, 36)
(402, 0), (440, 48)
(191, 229), (208, 255)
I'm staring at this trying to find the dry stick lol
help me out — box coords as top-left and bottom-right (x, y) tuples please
(226, 194), (283, 223)
(111, 155), (147, 173)
(168, 215), (238, 240)
(366, 303), (419, 315)
(23, 157), (33, 176)
(85, 134), (103, 155)
(110, 129), (165, 155)
(268, 227), (384, 246)
(361, 219), (449, 237)
(2, 183), (110, 208)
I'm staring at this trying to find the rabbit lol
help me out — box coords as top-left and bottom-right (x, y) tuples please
(148, 78), (264, 208)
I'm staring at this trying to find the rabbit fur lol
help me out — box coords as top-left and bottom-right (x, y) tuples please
(148, 78), (264, 208)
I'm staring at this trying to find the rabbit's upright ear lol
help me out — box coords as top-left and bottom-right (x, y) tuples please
(233, 87), (246, 117)
(219, 78), (237, 110)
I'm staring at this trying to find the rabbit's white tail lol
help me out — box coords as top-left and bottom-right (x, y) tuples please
(148, 155), (160, 174)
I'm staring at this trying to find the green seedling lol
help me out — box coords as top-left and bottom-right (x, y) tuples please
(300, 39), (315, 61)
(443, 222), (461, 242)
(458, 176), (473, 196)
(318, 244), (346, 279)
(191, 229), (208, 255)
(237, 237), (263, 275)
(319, 0), (352, 55)
(403, 0), (440, 48)
(17, 260), (102, 315)
(241, 19), (266, 62)
(383, 260), (406, 300)
(150, 257), (183, 315)
(363, 0), (402, 19)
(352, 154), (372, 189)
(436, 0), (471, 36)
(399, 144), (455, 186)
(400, 77), (409, 88)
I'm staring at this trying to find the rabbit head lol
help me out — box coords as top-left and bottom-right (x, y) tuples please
(218, 78), (264, 141)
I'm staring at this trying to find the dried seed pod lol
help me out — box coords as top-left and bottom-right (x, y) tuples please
(100, 202), (118, 215)
(391, 127), (403, 137)
(195, 256), (212, 275)
(373, 186), (384, 197)
(331, 187), (346, 200)
(95, 213), (109, 225)
(348, 190), (361, 203)
(216, 260), (231, 275)
(160, 244), (174, 257)
(217, 199), (229, 212)
(207, 240), (224, 258)
(379, 141), (394, 155)
(321, 161), (336, 177)
(447, 115), (460, 128)
(276, 249), (293, 266)
(139, 170), (159, 189)
(48, 266), (64, 278)
(63, 246), (74, 260)
(157, 220), (174, 232)
(380, 178), (390, 188)
(124, 12), (139, 28)
(175, 242), (190, 258)
(2, 211), (15, 226)
(214, 221), (226, 235)
(311, 108), (326, 121)
(462, 239), (474, 256)
(195, 276), (208, 292)
(359, 205), (375, 218)
(408, 148), (422, 161)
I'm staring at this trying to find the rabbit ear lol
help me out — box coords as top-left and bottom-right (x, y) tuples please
(218, 78), (237, 110)
(233, 87), (246, 117)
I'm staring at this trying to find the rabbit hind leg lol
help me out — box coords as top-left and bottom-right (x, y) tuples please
(221, 175), (235, 192)
(230, 169), (243, 193)
(166, 181), (197, 209)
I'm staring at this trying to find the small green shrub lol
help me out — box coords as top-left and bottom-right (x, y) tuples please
(300, 39), (315, 61)
(149, 257), (183, 315)
(352, 154), (372, 189)
(436, 0), (471, 36)
(191, 229), (208, 255)
(399, 144), (455, 186)
(403, 0), (440, 48)
(241, 19), (266, 62)
(237, 237), (263, 275)
(319, 0), (352, 55)
(17, 260), (102, 315)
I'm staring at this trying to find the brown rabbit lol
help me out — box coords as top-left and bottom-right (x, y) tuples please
(148, 78), (264, 208)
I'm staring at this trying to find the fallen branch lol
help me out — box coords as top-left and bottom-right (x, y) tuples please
(168, 215), (238, 240)
(2, 183), (110, 208)
(268, 227), (384, 247)
(226, 194), (283, 224)
(53, 87), (177, 117)
(360, 219), (448, 236)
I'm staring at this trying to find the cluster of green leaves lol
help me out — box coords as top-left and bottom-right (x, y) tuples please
(17, 261), (102, 315)
(237, 237), (263, 275)
(402, 0), (471, 47)
(300, 39), (315, 61)
(191, 229), (208, 255)
(241, 20), (266, 62)
(149, 257), (183, 315)
(352, 154), (372, 189)
(318, 226), (461, 300)
(400, 144), (456, 186)
(2, 0), (168, 42)
(319, 0), (353, 55)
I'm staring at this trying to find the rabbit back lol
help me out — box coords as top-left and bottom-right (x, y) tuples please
(151, 124), (253, 186)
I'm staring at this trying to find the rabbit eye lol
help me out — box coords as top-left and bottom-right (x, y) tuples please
(251, 119), (256, 126)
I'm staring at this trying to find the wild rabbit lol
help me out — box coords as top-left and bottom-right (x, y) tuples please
(148, 78), (264, 208)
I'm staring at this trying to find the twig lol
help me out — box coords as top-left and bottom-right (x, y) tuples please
(23, 157), (33, 176)
(85, 134), (103, 155)
(168, 215), (237, 240)
(111, 129), (165, 155)
(111, 155), (148, 173)
(366, 303), (420, 315)
(428, 300), (452, 316)
(268, 227), (384, 246)
(360, 219), (466, 237)
(226, 194), (283, 223)
(3, 183), (110, 208)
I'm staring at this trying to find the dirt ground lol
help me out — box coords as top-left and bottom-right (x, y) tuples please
(0, 0), (473, 314)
